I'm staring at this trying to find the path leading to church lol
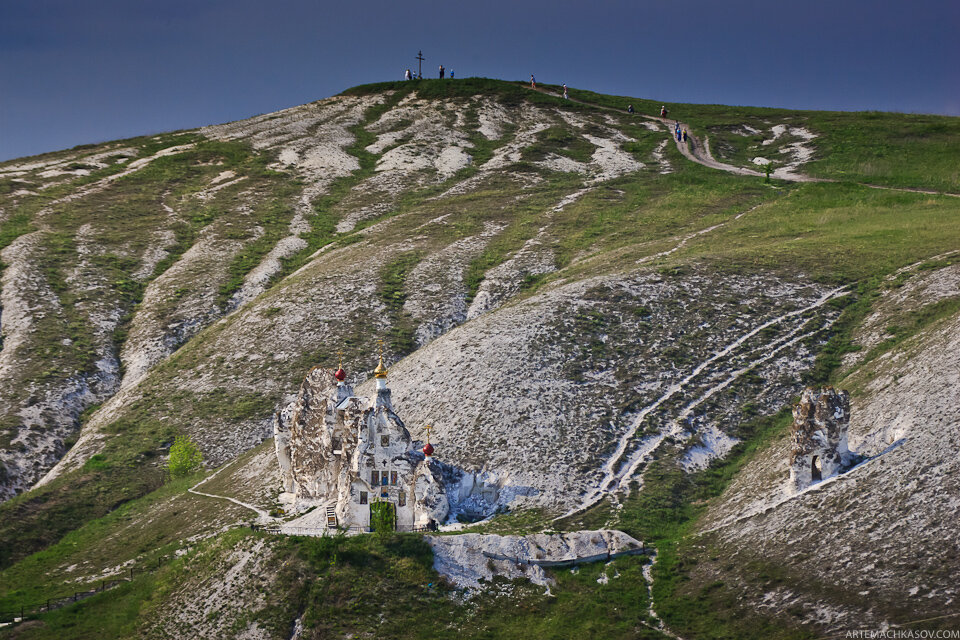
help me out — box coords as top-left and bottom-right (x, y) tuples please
(188, 465), (275, 521)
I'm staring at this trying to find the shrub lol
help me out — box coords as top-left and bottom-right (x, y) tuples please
(167, 435), (203, 478)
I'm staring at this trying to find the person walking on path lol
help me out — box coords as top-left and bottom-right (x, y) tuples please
(660, 105), (668, 118)
(531, 74), (536, 89)
(562, 83), (568, 99)
(439, 65), (445, 79)
(405, 69), (412, 81)
(682, 129), (688, 142)
(627, 104), (634, 114)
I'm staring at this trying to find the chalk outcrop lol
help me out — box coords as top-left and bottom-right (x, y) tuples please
(426, 530), (646, 590)
(788, 387), (853, 491)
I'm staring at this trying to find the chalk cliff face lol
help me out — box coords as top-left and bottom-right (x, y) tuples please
(695, 264), (960, 633)
(1, 83), (839, 505)
(426, 529), (646, 590)
(788, 386), (851, 491)
(2, 79), (959, 636)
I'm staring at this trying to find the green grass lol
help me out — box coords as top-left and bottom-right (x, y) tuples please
(3, 526), (662, 640)
(377, 251), (423, 355)
(674, 182), (960, 284)
(277, 532), (664, 640)
(859, 295), (960, 366)
(216, 182), (300, 308)
(3, 572), (160, 639)
(0, 475), (210, 612)
(276, 90), (412, 278)
(341, 77), (584, 113)
(521, 125), (597, 163)
(0, 211), (33, 254)
(0, 462), (167, 571)
(609, 411), (822, 639)
(564, 85), (960, 192)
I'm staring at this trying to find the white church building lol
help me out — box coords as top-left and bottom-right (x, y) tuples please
(274, 349), (451, 531)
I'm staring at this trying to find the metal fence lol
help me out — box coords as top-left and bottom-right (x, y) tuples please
(251, 523), (434, 537)
(0, 558), (171, 625)
(1, 520), (439, 626)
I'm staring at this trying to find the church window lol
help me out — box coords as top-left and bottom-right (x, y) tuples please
(391, 471), (398, 485)
(398, 490), (406, 506)
(381, 435), (390, 447)
(381, 473), (389, 486)
(359, 491), (368, 505)
(371, 470), (380, 485)
(332, 437), (342, 453)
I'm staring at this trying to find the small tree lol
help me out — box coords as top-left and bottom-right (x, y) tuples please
(370, 498), (396, 541)
(167, 435), (203, 478)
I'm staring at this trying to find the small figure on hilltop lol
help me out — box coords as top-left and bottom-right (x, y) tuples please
(404, 68), (412, 81)
(627, 104), (634, 114)
(660, 105), (668, 118)
(682, 129), (687, 142)
(531, 74), (536, 89)
(450, 69), (454, 78)
(563, 83), (569, 99)
(439, 64), (445, 79)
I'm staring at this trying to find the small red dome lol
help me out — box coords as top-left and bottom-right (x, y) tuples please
(334, 367), (346, 381)
(422, 442), (434, 457)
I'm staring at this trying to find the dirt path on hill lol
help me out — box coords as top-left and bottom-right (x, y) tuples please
(188, 466), (274, 521)
(560, 284), (848, 521)
(526, 86), (960, 197)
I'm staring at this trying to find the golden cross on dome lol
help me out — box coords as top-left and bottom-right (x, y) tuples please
(337, 350), (344, 369)
(424, 424), (432, 444)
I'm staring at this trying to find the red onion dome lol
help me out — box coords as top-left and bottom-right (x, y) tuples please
(422, 442), (434, 457)
(334, 367), (346, 381)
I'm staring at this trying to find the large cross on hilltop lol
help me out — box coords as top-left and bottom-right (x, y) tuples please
(415, 50), (424, 79)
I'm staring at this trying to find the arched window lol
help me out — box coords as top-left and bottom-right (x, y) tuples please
(811, 455), (822, 482)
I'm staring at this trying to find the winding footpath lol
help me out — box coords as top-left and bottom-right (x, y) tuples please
(188, 465), (274, 522)
(527, 85), (960, 197)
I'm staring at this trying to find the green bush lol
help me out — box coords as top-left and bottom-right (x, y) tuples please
(166, 435), (203, 478)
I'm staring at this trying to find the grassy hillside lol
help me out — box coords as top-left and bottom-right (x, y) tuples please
(1, 78), (958, 638)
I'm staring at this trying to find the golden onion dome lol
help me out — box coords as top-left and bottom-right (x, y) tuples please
(373, 354), (388, 379)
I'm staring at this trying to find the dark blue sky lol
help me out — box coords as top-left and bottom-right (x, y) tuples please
(2, 0), (958, 162)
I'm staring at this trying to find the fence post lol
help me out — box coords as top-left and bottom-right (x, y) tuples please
(130, 567), (134, 581)
(20, 606), (23, 619)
